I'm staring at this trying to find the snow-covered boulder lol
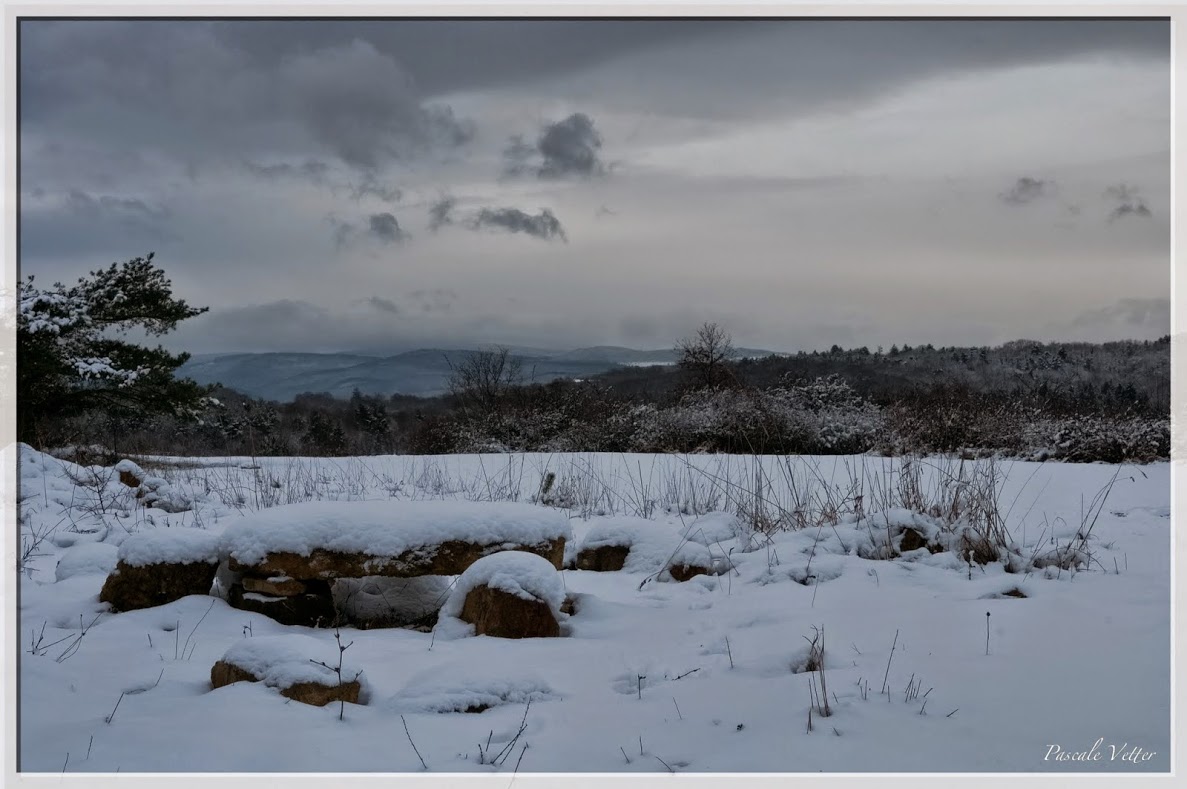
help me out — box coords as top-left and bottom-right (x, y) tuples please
(576, 517), (714, 582)
(221, 500), (570, 580)
(210, 634), (368, 707)
(99, 528), (221, 611)
(438, 551), (566, 639)
(55, 542), (118, 582)
(114, 459), (145, 488)
(680, 511), (746, 546)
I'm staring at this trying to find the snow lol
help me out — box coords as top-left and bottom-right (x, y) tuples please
(54, 542), (119, 581)
(220, 499), (571, 566)
(434, 551), (566, 641)
(116, 528), (221, 567)
(113, 459), (144, 477)
(580, 516), (714, 576)
(681, 511), (748, 547)
(219, 634), (368, 696)
(389, 666), (558, 713)
(444, 551), (565, 613)
(14, 446), (1172, 772)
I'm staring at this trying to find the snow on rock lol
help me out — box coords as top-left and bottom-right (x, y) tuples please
(443, 551), (566, 615)
(55, 542), (119, 581)
(580, 517), (713, 577)
(434, 551), (566, 640)
(220, 500), (571, 566)
(681, 511), (747, 546)
(113, 459), (146, 486)
(117, 528), (221, 567)
(390, 667), (558, 713)
(113, 459), (145, 476)
(217, 634), (369, 696)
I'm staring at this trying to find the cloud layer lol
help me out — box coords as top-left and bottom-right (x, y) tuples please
(18, 19), (1170, 354)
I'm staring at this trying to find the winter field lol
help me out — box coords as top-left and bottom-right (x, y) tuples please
(16, 446), (1171, 773)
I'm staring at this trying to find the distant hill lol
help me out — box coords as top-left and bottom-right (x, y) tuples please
(179, 345), (780, 401)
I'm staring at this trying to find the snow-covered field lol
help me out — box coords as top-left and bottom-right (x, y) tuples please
(16, 446), (1171, 773)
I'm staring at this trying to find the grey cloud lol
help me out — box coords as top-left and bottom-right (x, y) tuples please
(276, 39), (473, 171)
(470, 207), (568, 242)
(1000, 176), (1052, 205)
(21, 189), (177, 258)
(411, 288), (458, 313)
(502, 135), (531, 176)
(21, 25), (473, 176)
(1068, 297), (1168, 338)
(243, 158), (399, 203)
(504, 113), (605, 179)
(327, 216), (355, 250)
(175, 299), (338, 352)
(1105, 184), (1153, 221)
(209, 19), (1165, 102)
(365, 296), (400, 314)
(348, 175), (401, 203)
(64, 190), (169, 223)
(619, 315), (659, 344)
(428, 197), (456, 231)
(243, 159), (331, 184)
(1109, 201), (1153, 221)
(368, 212), (407, 244)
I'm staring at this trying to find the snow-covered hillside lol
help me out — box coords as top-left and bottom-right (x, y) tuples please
(16, 445), (1170, 772)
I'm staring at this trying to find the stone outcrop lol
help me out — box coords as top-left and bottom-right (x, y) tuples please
(667, 563), (711, 582)
(458, 585), (560, 639)
(100, 559), (218, 612)
(574, 544), (630, 572)
(227, 537), (565, 581)
(210, 659), (362, 707)
(226, 580), (337, 628)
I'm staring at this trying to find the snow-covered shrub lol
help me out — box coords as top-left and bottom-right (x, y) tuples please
(1022, 413), (1170, 463)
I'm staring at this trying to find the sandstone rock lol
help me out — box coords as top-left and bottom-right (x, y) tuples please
(332, 576), (448, 630)
(242, 576), (307, 597)
(209, 659), (362, 707)
(560, 593), (580, 616)
(668, 563), (712, 582)
(459, 585), (560, 639)
(99, 560), (217, 612)
(228, 537), (566, 581)
(227, 581), (337, 628)
(899, 527), (928, 553)
(574, 544), (630, 572)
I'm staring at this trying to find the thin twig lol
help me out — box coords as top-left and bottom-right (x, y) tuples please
(400, 715), (428, 770)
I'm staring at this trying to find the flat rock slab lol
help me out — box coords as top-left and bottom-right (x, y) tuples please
(228, 537), (565, 581)
(227, 581), (337, 628)
(220, 500), (571, 581)
(100, 560), (218, 612)
(242, 576), (308, 597)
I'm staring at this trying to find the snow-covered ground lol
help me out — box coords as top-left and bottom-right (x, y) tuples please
(16, 446), (1170, 773)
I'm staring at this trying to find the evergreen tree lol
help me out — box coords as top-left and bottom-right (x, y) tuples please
(17, 253), (209, 446)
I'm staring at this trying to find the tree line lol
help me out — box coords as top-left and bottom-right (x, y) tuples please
(17, 256), (1170, 464)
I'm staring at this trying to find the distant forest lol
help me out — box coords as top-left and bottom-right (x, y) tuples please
(54, 334), (1171, 464)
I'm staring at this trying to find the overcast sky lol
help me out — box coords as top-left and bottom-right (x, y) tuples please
(19, 18), (1170, 355)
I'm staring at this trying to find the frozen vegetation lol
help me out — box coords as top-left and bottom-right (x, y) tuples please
(16, 444), (1170, 772)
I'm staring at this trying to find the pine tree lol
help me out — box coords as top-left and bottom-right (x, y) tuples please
(17, 253), (209, 446)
